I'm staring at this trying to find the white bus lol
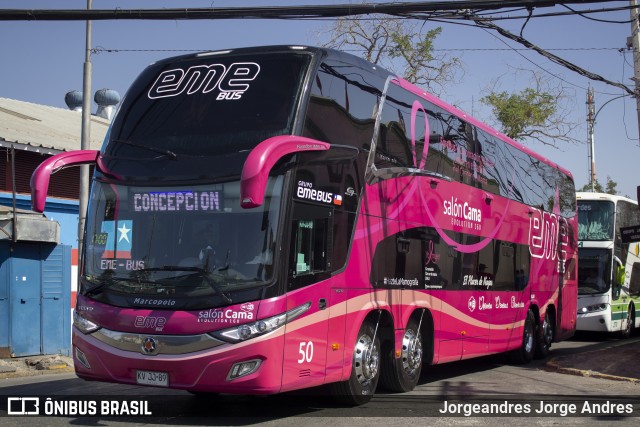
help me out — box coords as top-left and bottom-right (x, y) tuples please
(577, 192), (640, 337)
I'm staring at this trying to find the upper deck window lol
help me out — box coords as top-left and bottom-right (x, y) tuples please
(106, 51), (312, 159)
(373, 82), (576, 217)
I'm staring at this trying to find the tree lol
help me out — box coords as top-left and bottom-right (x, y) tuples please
(578, 176), (619, 195)
(480, 70), (580, 147)
(319, 10), (577, 149)
(319, 10), (461, 95)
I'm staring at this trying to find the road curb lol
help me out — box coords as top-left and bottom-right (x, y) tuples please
(0, 367), (75, 380)
(546, 358), (640, 383)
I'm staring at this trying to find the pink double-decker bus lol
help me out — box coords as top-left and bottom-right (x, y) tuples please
(31, 45), (577, 405)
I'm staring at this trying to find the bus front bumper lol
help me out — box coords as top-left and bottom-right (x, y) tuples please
(71, 326), (284, 394)
(576, 310), (612, 332)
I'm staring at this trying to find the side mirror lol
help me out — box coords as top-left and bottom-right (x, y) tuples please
(240, 136), (329, 209)
(30, 150), (100, 213)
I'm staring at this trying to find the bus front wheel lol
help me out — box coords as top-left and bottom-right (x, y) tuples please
(620, 304), (635, 339)
(329, 320), (380, 406)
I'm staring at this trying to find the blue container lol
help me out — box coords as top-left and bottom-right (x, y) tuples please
(0, 242), (71, 357)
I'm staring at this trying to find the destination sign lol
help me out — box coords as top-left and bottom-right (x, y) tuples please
(132, 190), (223, 212)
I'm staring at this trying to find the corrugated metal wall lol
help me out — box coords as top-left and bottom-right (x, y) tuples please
(0, 148), (84, 199)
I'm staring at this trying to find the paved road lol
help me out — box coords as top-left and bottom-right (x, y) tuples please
(1, 334), (639, 425)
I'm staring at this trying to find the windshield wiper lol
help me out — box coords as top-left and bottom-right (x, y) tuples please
(112, 139), (177, 160)
(140, 266), (233, 304)
(83, 276), (115, 296)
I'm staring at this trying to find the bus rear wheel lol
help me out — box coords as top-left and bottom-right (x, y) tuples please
(510, 309), (535, 364)
(380, 318), (423, 392)
(329, 320), (380, 406)
(534, 310), (553, 359)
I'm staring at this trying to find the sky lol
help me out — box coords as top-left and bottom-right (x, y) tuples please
(2, 1), (639, 199)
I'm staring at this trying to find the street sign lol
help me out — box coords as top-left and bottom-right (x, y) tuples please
(620, 225), (640, 244)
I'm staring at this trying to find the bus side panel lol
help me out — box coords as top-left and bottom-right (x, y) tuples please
(281, 284), (331, 392)
(528, 209), (578, 341)
(623, 243), (640, 330)
(557, 216), (578, 340)
(488, 290), (527, 354)
(323, 286), (348, 384)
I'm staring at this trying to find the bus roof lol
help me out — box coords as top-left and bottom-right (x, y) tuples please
(576, 192), (638, 205)
(140, 44), (573, 181)
(393, 77), (574, 181)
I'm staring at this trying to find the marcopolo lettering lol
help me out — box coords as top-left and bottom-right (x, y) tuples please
(133, 298), (176, 307)
(148, 62), (261, 99)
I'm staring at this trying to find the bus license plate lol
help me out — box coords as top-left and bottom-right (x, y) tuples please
(136, 370), (169, 387)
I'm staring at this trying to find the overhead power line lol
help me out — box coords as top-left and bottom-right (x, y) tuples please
(0, 0), (627, 21)
(469, 15), (636, 96)
(3, 1), (635, 98)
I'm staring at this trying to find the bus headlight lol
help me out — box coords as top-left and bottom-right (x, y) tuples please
(210, 302), (311, 343)
(579, 303), (608, 314)
(73, 311), (101, 334)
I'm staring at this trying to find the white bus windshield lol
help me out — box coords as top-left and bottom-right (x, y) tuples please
(578, 200), (614, 241)
(577, 247), (611, 294)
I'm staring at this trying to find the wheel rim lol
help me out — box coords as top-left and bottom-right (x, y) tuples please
(401, 328), (422, 376)
(354, 333), (379, 387)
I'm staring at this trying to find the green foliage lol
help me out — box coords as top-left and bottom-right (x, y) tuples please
(389, 27), (441, 85)
(578, 176), (619, 195)
(481, 89), (557, 140)
(321, 14), (460, 94)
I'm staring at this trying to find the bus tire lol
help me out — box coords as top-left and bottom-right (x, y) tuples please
(534, 310), (553, 360)
(510, 309), (535, 364)
(329, 320), (380, 406)
(380, 318), (423, 392)
(620, 304), (635, 339)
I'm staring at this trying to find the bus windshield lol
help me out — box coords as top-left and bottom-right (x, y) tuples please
(82, 176), (283, 309)
(578, 200), (614, 241)
(577, 247), (611, 294)
(105, 51), (311, 160)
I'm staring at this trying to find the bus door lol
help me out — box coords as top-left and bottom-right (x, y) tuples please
(281, 202), (332, 391)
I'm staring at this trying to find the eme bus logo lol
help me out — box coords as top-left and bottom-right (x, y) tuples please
(148, 62), (261, 100)
(528, 208), (569, 269)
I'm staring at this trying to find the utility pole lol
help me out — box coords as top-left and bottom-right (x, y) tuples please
(78, 0), (92, 280)
(631, 0), (640, 142)
(586, 86), (596, 192)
